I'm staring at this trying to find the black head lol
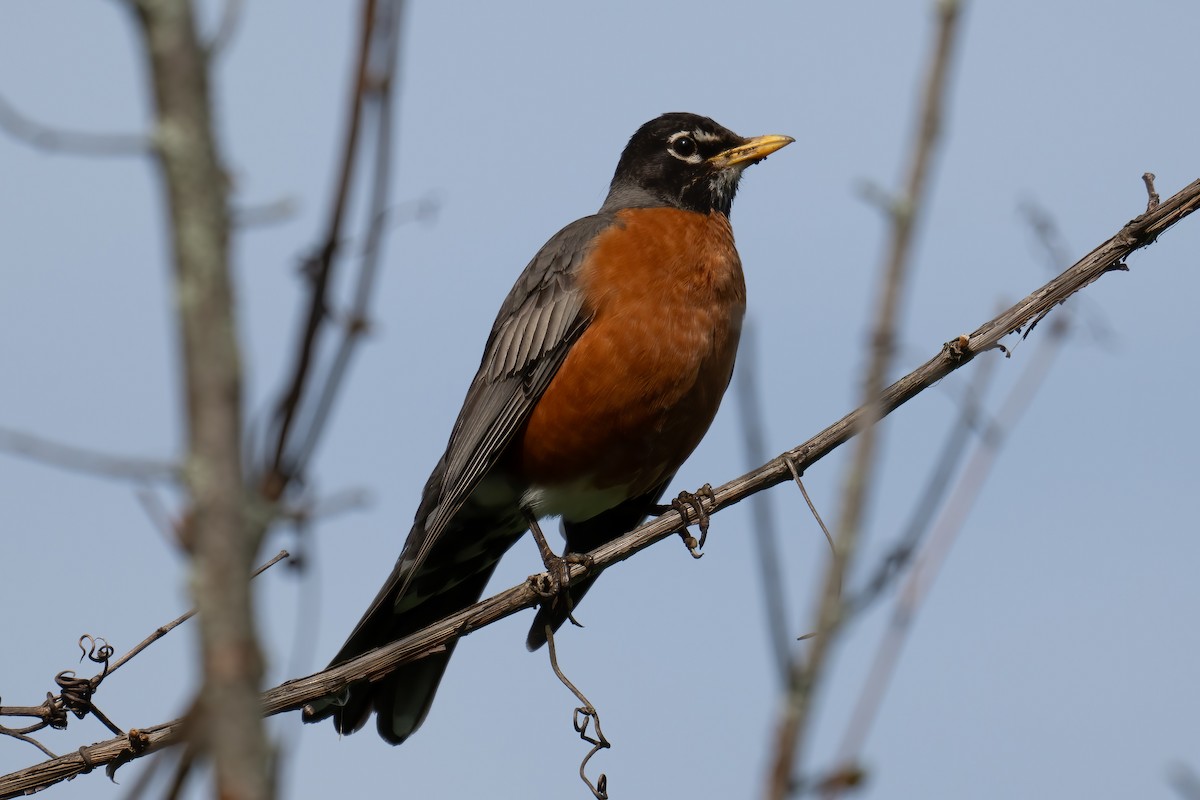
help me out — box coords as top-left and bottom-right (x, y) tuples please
(601, 112), (793, 216)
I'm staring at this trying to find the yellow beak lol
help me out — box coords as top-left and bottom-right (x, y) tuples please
(707, 133), (795, 169)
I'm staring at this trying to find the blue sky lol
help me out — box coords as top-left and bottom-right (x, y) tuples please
(2, 1), (1198, 798)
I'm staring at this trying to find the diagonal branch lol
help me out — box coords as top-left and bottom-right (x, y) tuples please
(2, 173), (1196, 800)
(0, 426), (178, 483)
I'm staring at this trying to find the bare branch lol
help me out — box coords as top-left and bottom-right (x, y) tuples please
(0, 425), (178, 482)
(2, 171), (1198, 800)
(106, 550), (291, 677)
(205, 0), (245, 57)
(261, 0), (396, 497)
(287, 0), (406, 472)
(130, 0), (265, 797)
(842, 347), (997, 616)
(767, 2), (966, 794)
(0, 553), (287, 776)
(0, 92), (149, 156)
(827, 314), (1070, 798)
(232, 196), (299, 228)
(735, 325), (792, 686)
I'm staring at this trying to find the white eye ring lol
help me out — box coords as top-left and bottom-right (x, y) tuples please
(667, 131), (702, 163)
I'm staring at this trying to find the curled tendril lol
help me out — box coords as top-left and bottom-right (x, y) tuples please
(79, 635), (115, 667)
(55, 671), (96, 720)
(545, 625), (611, 800)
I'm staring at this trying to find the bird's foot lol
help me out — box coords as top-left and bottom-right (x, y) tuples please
(657, 484), (716, 559)
(528, 551), (593, 600)
(525, 510), (591, 625)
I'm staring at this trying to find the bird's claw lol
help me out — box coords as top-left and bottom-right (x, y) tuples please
(528, 552), (591, 615)
(667, 484), (715, 558)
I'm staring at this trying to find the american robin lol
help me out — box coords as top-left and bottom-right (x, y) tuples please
(303, 112), (792, 743)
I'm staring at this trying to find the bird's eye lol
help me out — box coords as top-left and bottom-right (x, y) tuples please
(670, 135), (697, 159)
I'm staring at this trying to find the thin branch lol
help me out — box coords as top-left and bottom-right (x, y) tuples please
(232, 196), (298, 228)
(0, 426), (179, 482)
(823, 201), (1081, 791)
(205, 0), (245, 57)
(1020, 199), (1115, 347)
(289, 0), (406, 470)
(735, 324), (792, 687)
(0, 727), (57, 760)
(827, 313), (1070, 797)
(0, 92), (149, 156)
(0, 553), (288, 770)
(766, 2), (965, 795)
(843, 343), (998, 615)
(784, 457), (834, 557)
(262, 0), (382, 496)
(105, 550), (291, 677)
(3, 172), (1196, 799)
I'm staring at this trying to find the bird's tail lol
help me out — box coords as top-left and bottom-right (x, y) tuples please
(303, 512), (523, 744)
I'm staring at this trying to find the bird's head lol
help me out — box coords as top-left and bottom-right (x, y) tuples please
(603, 112), (793, 216)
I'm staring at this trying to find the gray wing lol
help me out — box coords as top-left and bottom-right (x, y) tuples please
(401, 212), (617, 583)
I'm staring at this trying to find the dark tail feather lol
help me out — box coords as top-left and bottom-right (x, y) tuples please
(304, 514), (520, 743)
(368, 643), (460, 744)
(525, 481), (669, 651)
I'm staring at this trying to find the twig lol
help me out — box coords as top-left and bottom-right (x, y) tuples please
(735, 324), (792, 687)
(826, 314), (1068, 798)
(289, 0), (406, 471)
(0, 553), (288, 766)
(205, 0), (244, 57)
(824, 200), (1080, 794)
(844, 344), (998, 615)
(2, 172), (1198, 799)
(135, 486), (182, 545)
(0, 726), (57, 760)
(105, 550), (290, 677)
(1144, 172), (1161, 212)
(766, 3), (965, 796)
(262, 0), (383, 496)
(783, 456), (834, 556)
(0, 92), (149, 156)
(232, 196), (298, 228)
(0, 426), (178, 482)
(278, 490), (372, 526)
(1019, 200), (1114, 347)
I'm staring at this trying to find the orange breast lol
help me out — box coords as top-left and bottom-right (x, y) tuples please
(509, 207), (746, 499)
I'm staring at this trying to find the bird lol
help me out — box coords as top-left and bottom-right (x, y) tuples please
(303, 112), (792, 744)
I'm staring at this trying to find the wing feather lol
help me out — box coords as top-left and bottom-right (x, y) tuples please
(404, 212), (617, 585)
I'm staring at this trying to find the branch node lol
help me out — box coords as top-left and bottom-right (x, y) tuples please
(1143, 172), (1161, 212)
(945, 333), (971, 361)
(127, 728), (152, 754)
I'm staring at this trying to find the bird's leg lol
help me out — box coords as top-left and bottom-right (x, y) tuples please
(524, 509), (591, 608)
(655, 484), (716, 559)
